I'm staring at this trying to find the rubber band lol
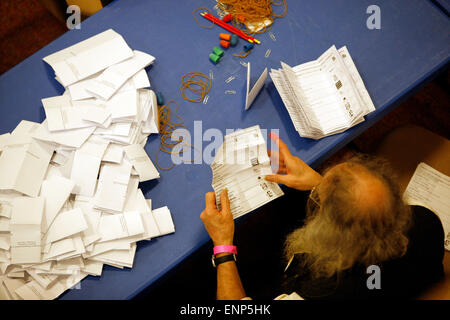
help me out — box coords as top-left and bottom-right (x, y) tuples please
(193, 7), (215, 29)
(233, 49), (251, 58)
(180, 72), (211, 103)
(216, 0), (287, 35)
(155, 100), (201, 171)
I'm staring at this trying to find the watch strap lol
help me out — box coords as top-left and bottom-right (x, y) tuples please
(211, 253), (236, 268)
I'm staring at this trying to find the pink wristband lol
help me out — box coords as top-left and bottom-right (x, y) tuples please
(213, 245), (237, 255)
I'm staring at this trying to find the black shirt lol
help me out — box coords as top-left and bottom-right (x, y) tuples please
(281, 206), (445, 299)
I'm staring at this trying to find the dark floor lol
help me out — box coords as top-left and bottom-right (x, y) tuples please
(1, 0), (449, 301)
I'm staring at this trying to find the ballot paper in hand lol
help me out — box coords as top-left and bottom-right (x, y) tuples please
(403, 163), (450, 251)
(270, 45), (375, 139)
(211, 125), (284, 219)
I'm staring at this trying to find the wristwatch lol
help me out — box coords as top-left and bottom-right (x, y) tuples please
(211, 253), (237, 268)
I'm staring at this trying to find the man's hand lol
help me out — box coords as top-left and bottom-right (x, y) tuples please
(200, 189), (234, 246)
(265, 133), (322, 191)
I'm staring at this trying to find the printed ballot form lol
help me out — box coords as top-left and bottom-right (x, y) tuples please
(211, 125), (283, 219)
(10, 197), (44, 264)
(403, 163), (450, 251)
(270, 45), (375, 139)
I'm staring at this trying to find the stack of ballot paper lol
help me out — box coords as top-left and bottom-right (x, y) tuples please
(270, 45), (375, 139)
(211, 125), (284, 219)
(0, 29), (176, 300)
(403, 163), (450, 251)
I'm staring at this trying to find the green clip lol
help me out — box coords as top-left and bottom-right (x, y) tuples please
(213, 47), (224, 57)
(209, 53), (221, 64)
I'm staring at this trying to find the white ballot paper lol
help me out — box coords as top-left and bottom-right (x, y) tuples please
(68, 69), (150, 101)
(0, 29), (177, 300)
(39, 176), (75, 232)
(403, 163), (450, 251)
(124, 144), (159, 182)
(0, 137), (54, 197)
(10, 197), (44, 264)
(245, 62), (268, 110)
(86, 50), (155, 100)
(270, 45), (375, 139)
(43, 29), (133, 87)
(211, 125), (284, 219)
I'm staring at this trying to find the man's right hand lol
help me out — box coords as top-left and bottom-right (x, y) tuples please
(265, 133), (322, 191)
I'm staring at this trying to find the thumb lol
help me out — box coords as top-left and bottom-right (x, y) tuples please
(265, 174), (290, 185)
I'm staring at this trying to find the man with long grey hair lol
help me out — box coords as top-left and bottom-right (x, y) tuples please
(200, 126), (446, 299)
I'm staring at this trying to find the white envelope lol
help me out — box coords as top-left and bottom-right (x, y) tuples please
(91, 243), (136, 268)
(45, 208), (88, 244)
(141, 89), (159, 134)
(68, 69), (150, 101)
(43, 29), (134, 87)
(81, 260), (103, 276)
(32, 120), (95, 149)
(102, 143), (124, 163)
(152, 206), (175, 236)
(84, 238), (130, 258)
(98, 211), (144, 242)
(93, 162), (132, 212)
(55, 236), (85, 261)
(86, 50), (155, 100)
(124, 144), (159, 182)
(42, 238), (76, 261)
(70, 139), (108, 196)
(0, 138), (54, 197)
(26, 269), (58, 289)
(41, 95), (93, 132)
(104, 90), (138, 122)
(81, 209), (101, 247)
(39, 176), (75, 232)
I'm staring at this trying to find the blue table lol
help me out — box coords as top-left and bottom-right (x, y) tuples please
(0, 0), (449, 299)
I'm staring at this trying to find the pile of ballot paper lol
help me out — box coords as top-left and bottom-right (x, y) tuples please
(0, 29), (176, 300)
(270, 45), (376, 139)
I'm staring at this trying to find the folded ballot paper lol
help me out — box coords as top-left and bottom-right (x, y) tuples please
(270, 45), (375, 139)
(211, 125), (284, 219)
(0, 30), (176, 300)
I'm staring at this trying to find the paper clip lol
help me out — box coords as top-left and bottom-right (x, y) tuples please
(269, 32), (276, 42)
(225, 76), (235, 83)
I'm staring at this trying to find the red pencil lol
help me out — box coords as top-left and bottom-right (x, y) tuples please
(200, 12), (261, 44)
(201, 12), (252, 42)
(203, 12), (256, 43)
